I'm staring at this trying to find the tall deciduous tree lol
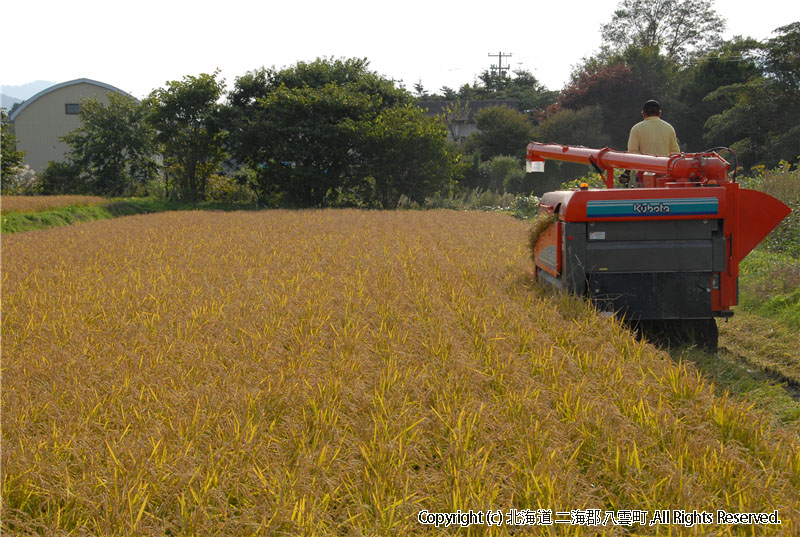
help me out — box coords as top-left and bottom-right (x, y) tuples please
(148, 72), (226, 201)
(601, 0), (726, 60)
(60, 93), (157, 196)
(225, 58), (451, 208)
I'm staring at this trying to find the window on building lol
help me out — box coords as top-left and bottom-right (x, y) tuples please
(65, 103), (80, 115)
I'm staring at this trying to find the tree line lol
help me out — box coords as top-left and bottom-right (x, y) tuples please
(2, 0), (798, 205)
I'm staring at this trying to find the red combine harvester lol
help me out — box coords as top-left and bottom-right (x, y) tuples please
(526, 143), (791, 350)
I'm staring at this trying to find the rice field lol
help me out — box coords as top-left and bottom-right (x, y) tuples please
(1, 195), (108, 214)
(2, 209), (799, 536)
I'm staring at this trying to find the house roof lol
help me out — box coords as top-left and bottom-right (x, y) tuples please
(9, 78), (135, 121)
(416, 99), (521, 119)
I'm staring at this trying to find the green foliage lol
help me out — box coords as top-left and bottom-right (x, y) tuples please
(205, 174), (257, 204)
(533, 105), (611, 147)
(416, 189), (539, 219)
(465, 106), (531, 160)
(225, 58), (450, 208)
(734, 161), (800, 329)
(703, 78), (790, 168)
(763, 22), (800, 95)
(60, 93), (158, 196)
(475, 155), (526, 193)
(1, 197), (259, 234)
(1, 109), (25, 184)
(545, 18), (796, 172)
(670, 40), (761, 151)
(419, 187), (514, 210)
(39, 161), (83, 195)
(525, 105), (610, 193)
(452, 69), (558, 113)
(362, 105), (453, 207)
(148, 71), (227, 201)
(738, 250), (800, 329)
(511, 194), (541, 219)
(1, 202), (122, 233)
(703, 24), (800, 168)
(228, 74), (373, 206)
(601, 0), (725, 60)
(557, 62), (654, 149)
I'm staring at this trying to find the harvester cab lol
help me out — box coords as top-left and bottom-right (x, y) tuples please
(526, 143), (792, 350)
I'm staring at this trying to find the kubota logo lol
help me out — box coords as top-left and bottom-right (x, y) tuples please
(633, 202), (670, 214)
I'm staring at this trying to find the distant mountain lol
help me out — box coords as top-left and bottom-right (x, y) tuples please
(1, 93), (23, 111)
(1, 80), (57, 101)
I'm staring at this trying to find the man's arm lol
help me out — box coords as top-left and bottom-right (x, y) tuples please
(628, 125), (640, 154)
(669, 126), (680, 154)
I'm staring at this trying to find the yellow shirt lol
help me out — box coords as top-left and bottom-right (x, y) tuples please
(627, 116), (680, 156)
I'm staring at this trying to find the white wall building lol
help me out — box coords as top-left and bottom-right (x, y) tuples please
(9, 79), (134, 173)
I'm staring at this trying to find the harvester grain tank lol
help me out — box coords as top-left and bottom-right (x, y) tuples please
(525, 143), (791, 349)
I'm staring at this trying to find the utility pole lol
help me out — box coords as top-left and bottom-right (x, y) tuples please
(488, 51), (512, 78)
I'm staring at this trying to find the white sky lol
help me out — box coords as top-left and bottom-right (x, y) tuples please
(2, 0), (798, 99)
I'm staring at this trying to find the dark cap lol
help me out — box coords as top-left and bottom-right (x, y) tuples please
(642, 100), (661, 115)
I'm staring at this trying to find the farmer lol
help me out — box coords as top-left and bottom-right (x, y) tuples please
(627, 99), (680, 156)
(620, 100), (680, 186)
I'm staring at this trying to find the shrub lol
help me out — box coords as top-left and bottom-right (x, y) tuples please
(477, 156), (526, 193)
(38, 161), (84, 195)
(206, 174), (257, 204)
(1, 165), (41, 195)
(512, 194), (540, 219)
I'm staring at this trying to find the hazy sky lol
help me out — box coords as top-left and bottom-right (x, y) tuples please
(3, 0), (798, 99)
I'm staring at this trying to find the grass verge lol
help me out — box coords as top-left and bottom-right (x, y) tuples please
(737, 249), (800, 330)
(0, 198), (258, 234)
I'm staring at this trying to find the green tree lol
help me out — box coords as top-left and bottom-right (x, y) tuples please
(59, 93), (157, 196)
(148, 72), (226, 201)
(454, 69), (558, 114)
(533, 105), (612, 148)
(231, 81), (373, 206)
(1, 109), (25, 185)
(601, 0), (726, 60)
(465, 105), (532, 160)
(225, 58), (448, 207)
(704, 23), (800, 167)
(762, 22), (800, 97)
(477, 155), (527, 193)
(670, 37), (761, 151)
(362, 105), (453, 207)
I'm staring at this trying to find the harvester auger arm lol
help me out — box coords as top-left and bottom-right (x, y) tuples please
(525, 142), (730, 188)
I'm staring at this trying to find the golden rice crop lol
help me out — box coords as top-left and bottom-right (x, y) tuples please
(2, 209), (799, 536)
(0, 195), (108, 214)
